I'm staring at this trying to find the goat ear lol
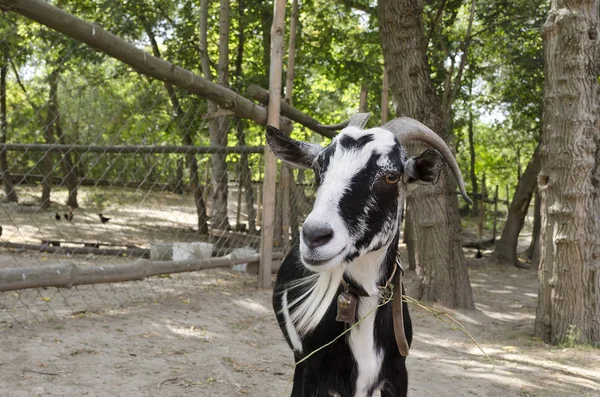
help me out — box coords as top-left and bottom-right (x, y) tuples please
(266, 125), (322, 169)
(404, 148), (444, 185)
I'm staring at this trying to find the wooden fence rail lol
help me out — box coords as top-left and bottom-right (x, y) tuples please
(0, 252), (283, 292)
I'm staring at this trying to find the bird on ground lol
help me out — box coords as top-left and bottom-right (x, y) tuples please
(98, 213), (110, 224)
(55, 212), (61, 221)
(64, 211), (73, 221)
(475, 248), (483, 259)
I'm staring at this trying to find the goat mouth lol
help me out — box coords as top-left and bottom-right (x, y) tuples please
(301, 249), (344, 268)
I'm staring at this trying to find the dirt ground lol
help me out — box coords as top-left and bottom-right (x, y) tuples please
(1, 256), (599, 397)
(1, 187), (599, 396)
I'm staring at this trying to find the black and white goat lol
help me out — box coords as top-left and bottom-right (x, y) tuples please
(269, 114), (471, 397)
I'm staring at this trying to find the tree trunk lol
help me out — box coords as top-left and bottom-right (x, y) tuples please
(468, 95), (478, 215)
(381, 67), (389, 124)
(56, 116), (79, 208)
(493, 146), (540, 267)
(201, 0), (230, 231)
(535, 0), (600, 344)
(0, 44), (17, 203)
(404, 204), (417, 270)
(379, 0), (474, 309)
(235, 118), (256, 231)
(526, 187), (541, 265)
(233, 0), (255, 232)
(143, 17), (209, 234)
(40, 69), (60, 209)
(359, 84), (368, 112)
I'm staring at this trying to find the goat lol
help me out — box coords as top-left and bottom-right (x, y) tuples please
(269, 114), (472, 397)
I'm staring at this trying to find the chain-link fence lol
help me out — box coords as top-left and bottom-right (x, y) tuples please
(0, 4), (317, 326)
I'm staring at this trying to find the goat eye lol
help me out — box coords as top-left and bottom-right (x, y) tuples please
(384, 173), (400, 185)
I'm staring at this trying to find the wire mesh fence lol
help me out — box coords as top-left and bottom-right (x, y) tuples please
(0, 7), (317, 326)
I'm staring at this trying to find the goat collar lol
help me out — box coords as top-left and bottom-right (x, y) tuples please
(392, 257), (410, 357)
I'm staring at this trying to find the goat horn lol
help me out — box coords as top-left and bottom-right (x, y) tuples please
(318, 112), (371, 131)
(382, 117), (473, 205)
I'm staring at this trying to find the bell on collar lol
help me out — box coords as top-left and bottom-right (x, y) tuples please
(336, 291), (358, 325)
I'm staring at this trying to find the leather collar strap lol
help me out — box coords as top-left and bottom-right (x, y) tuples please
(340, 277), (370, 297)
(392, 261), (410, 356)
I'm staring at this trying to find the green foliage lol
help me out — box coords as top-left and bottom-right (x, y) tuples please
(0, 0), (548, 194)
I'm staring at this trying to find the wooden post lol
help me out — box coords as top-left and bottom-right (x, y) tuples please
(381, 67), (389, 124)
(359, 84), (368, 112)
(259, 0), (286, 288)
(492, 185), (499, 243)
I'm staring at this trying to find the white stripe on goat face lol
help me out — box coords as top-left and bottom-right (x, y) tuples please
(299, 127), (405, 272)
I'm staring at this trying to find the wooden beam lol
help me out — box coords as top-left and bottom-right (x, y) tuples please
(0, 0), (280, 129)
(0, 252), (283, 292)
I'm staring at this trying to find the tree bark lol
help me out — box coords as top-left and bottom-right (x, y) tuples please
(493, 146), (540, 267)
(381, 67), (389, 124)
(526, 187), (541, 265)
(379, 0), (474, 309)
(0, 44), (17, 203)
(535, 0), (600, 344)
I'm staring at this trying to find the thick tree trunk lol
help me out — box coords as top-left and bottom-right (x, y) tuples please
(535, 0), (600, 344)
(493, 146), (540, 267)
(379, 0), (474, 309)
(404, 205), (417, 270)
(0, 44), (17, 203)
(143, 18), (209, 234)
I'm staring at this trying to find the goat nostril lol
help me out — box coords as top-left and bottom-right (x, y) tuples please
(302, 224), (334, 248)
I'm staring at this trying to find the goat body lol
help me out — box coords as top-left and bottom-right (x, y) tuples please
(273, 235), (412, 397)
(268, 114), (471, 397)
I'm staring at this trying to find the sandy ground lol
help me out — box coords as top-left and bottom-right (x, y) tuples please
(1, 187), (599, 396)
(1, 258), (599, 397)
